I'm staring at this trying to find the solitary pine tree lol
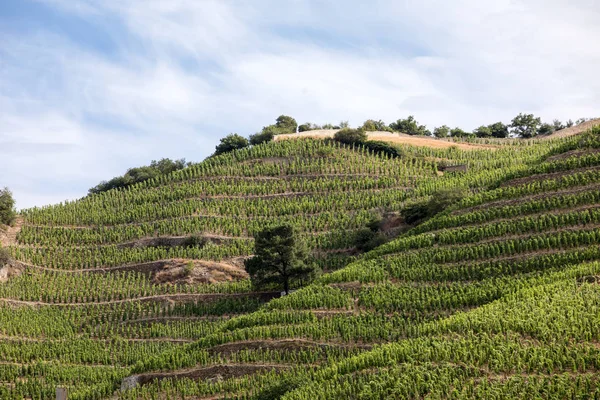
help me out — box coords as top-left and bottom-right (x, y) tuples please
(245, 225), (317, 295)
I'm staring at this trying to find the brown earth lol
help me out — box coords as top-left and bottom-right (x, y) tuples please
(0, 216), (22, 247)
(153, 258), (248, 285)
(275, 130), (497, 150)
(542, 118), (600, 138)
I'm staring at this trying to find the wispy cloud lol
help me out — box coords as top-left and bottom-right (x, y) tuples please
(1, 0), (599, 208)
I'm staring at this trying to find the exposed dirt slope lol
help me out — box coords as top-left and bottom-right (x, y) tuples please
(274, 130), (497, 150)
(543, 118), (600, 138)
(0, 216), (22, 247)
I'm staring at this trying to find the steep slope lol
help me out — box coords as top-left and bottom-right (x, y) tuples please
(0, 131), (598, 399)
(117, 129), (600, 399)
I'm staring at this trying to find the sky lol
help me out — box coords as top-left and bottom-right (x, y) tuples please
(1, 0), (599, 209)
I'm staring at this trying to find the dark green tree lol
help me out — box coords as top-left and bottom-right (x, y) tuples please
(450, 127), (471, 138)
(275, 115), (298, 134)
(245, 225), (316, 294)
(473, 125), (492, 138)
(298, 123), (321, 132)
(360, 119), (390, 132)
(249, 130), (274, 145)
(552, 119), (565, 131)
(214, 134), (249, 156)
(0, 188), (16, 226)
(389, 116), (430, 136)
(510, 113), (542, 138)
(89, 158), (189, 194)
(538, 123), (555, 136)
(433, 125), (451, 138)
(333, 128), (367, 145)
(401, 188), (465, 225)
(488, 122), (509, 138)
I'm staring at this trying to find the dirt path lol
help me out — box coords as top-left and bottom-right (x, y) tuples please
(0, 216), (23, 247)
(275, 130), (498, 150)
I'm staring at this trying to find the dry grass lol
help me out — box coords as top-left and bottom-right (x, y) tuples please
(274, 130), (497, 150)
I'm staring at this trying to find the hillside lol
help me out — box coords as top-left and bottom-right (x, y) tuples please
(1, 129), (599, 399)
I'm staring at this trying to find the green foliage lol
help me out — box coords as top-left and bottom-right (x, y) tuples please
(553, 119), (565, 131)
(511, 113), (542, 138)
(362, 141), (404, 158)
(298, 123), (321, 132)
(0, 247), (11, 267)
(245, 225), (317, 294)
(538, 122), (555, 136)
(488, 121), (509, 138)
(389, 116), (430, 136)
(433, 125), (451, 138)
(0, 187), (16, 226)
(89, 159), (189, 194)
(275, 115), (298, 134)
(333, 128), (368, 145)
(249, 130), (274, 145)
(360, 119), (391, 132)
(401, 188), (466, 225)
(473, 125), (492, 138)
(181, 234), (209, 248)
(214, 133), (249, 156)
(450, 127), (471, 138)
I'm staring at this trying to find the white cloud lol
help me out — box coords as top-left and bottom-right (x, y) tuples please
(2, 0), (600, 208)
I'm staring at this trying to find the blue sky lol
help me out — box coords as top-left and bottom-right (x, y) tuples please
(1, 0), (599, 209)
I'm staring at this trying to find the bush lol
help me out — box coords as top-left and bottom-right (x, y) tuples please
(275, 115), (298, 134)
(389, 116), (430, 136)
(214, 134), (249, 156)
(0, 248), (11, 267)
(0, 188), (16, 226)
(363, 141), (404, 158)
(433, 125), (451, 138)
(401, 188), (466, 225)
(354, 228), (387, 252)
(181, 234), (209, 248)
(298, 123), (321, 132)
(249, 130), (274, 145)
(89, 159), (189, 194)
(450, 127), (471, 138)
(360, 119), (391, 132)
(333, 128), (367, 145)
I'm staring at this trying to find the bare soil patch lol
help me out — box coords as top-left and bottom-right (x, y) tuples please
(275, 130), (497, 150)
(153, 258), (248, 285)
(543, 118), (600, 138)
(0, 217), (23, 247)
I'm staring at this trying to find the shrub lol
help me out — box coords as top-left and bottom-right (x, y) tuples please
(0, 188), (16, 226)
(0, 248), (11, 267)
(363, 141), (404, 158)
(181, 234), (209, 248)
(89, 158), (189, 194)
(275, 115), (298, 134)
(401, 188), (466, 225)
(214, 134), (249, 156)
(249, 130), (274, 145)
(433, 125), (451, 138)
(360, 119), (391, 132)
(333, 128), (367, 145)
(389, 116), (430, 136)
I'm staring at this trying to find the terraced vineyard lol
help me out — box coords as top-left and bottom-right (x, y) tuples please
(1, 130), (600, 399)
